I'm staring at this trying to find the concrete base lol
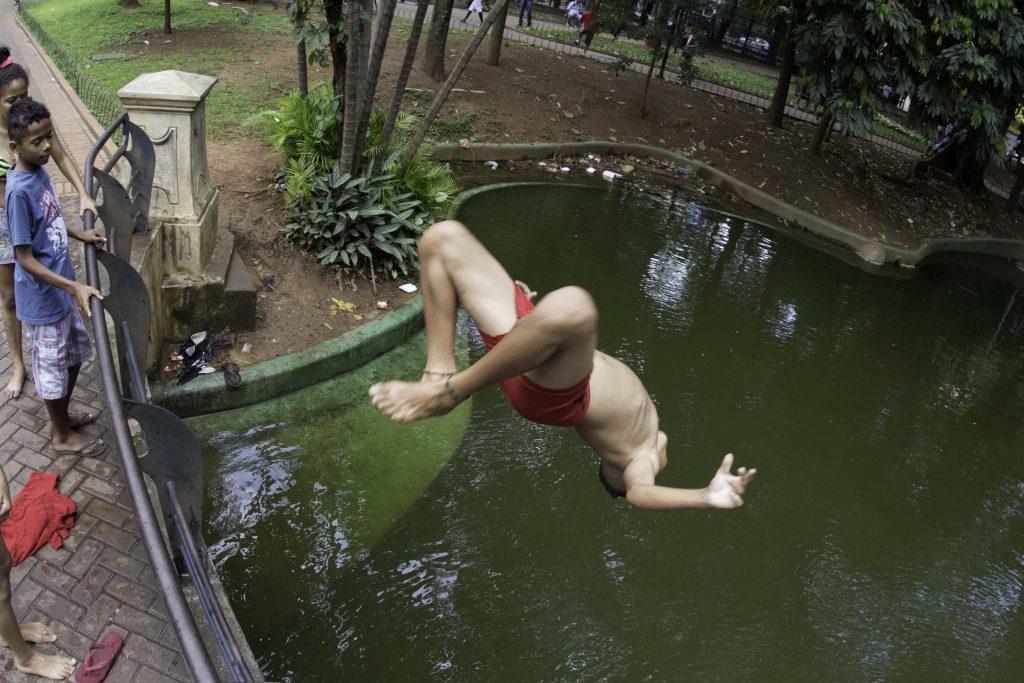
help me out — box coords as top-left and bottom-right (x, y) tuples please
(161, 189), (220, 275)
(162, 229), (257, 341)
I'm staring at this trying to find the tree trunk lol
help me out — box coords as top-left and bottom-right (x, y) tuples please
(641, 42), (660, 117)
(354, 0), (399, 168)
(712, 0), (739, 47)
(767, 31), (794, 128)
(657, 7), (684, 79)
(340, 0), (363, 174)
(740, 16), (755, 56)
(810, 114), (832, 156)
(372, 0), (430, 177)
(297, 41), (309, 97)
(765, 20), (786, 65)
(952, 141), (991, 195)
(1008, 159), (1024, 213)
(350, 0), (374, 171)
(164, 0), (172, 33)
(402, 0), (510, 171)
(325, 0), (348, 160)
(423, 0), (457, 82)
(487, 0), (510, 66)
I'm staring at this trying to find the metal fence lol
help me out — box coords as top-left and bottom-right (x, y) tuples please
(16, 3), (125, 132)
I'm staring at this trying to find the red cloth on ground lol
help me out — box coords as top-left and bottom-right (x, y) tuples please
(1, 471), (76, 566)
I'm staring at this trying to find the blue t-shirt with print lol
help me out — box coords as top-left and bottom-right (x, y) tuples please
(5, 166), (76, 325)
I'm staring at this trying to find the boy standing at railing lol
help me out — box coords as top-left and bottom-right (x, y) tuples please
(5, 98), (106, 457)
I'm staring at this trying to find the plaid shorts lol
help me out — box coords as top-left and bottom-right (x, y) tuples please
(0, 208), (14, 266)
(25, 309), (94, 400)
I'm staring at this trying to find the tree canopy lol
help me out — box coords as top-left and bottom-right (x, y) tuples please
(788, 0), (1023, 190)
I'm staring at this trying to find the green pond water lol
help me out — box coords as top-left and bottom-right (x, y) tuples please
(193, 183), (1024, 682)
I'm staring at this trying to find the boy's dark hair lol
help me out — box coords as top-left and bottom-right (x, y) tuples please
(8, 98), (50, 143)
(0, 47), (29, 94)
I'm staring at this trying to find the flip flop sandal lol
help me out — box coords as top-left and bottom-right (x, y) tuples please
(223, 362), (242, 390)
(69, 412), (97, 429)
(72, 630), (123, 683)
(52, 437), (107, 458)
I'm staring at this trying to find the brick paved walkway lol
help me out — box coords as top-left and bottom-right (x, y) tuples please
(0, 5), (192, 682)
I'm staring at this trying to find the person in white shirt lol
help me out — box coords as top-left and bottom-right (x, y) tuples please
(566, 0), (583, 27)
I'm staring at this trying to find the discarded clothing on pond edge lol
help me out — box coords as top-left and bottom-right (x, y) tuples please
(0, 471), (76, 566)
(176, 329), (234, 384)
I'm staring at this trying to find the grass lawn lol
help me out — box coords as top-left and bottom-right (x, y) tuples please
(21, 0), (293, 140)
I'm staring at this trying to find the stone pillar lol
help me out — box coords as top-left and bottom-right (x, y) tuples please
(118, 71), (219, 275)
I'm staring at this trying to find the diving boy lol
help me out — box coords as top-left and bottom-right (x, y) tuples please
(369, 220), (756, 510)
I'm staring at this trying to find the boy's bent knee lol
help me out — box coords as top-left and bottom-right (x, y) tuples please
(540, 286), (597, 336)
(421, 220), (470, 250)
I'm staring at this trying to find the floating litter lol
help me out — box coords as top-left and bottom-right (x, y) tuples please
(538, 162), (547, 167)
(241, 342), (252, 353)
(485, 160), (498, 169)
(601, 170), (621, 182)
(399, 283), (418, 293)
(586, 167), (596, 174)
(559, 166), (570, 173)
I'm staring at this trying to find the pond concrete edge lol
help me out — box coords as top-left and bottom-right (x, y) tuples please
(153, 140), (1024, 418)
(152, 298), (424, 418)
(431, 141), (1024, 268)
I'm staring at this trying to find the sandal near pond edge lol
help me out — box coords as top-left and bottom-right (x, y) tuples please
(73, 630), (123, 683)
(222, 362), (242, 390)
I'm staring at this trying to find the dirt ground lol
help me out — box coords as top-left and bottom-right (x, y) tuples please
(166, 8), (1023, 363)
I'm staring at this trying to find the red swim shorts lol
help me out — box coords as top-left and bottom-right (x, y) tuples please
(477, 283), (591, 427)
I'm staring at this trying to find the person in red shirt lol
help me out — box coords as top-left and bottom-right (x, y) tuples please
(575, 7), (597, 50)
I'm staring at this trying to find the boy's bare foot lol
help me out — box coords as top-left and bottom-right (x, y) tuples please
(3, 365), (25, 399)
(14, 648), (76, 680)
(0, 622), (58, 645)
(369, 379), (462, 422)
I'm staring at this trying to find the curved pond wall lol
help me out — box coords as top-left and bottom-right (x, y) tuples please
(155, 142), (1024, 417)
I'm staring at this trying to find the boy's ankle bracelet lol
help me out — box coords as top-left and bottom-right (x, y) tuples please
(443, 376), (468, 403)
(422, 369), (454, 379)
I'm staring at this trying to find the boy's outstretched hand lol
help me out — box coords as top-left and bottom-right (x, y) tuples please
(705, 453), (757, 509)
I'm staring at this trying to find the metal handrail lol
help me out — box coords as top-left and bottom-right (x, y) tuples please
(83, 113), (220, 683)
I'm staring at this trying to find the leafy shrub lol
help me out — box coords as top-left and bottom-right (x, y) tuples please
(249, 84), (459, 279)
(249, 84), (457, 212)
(281, 154), (431, 280)
(248, 82), (339, 200)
